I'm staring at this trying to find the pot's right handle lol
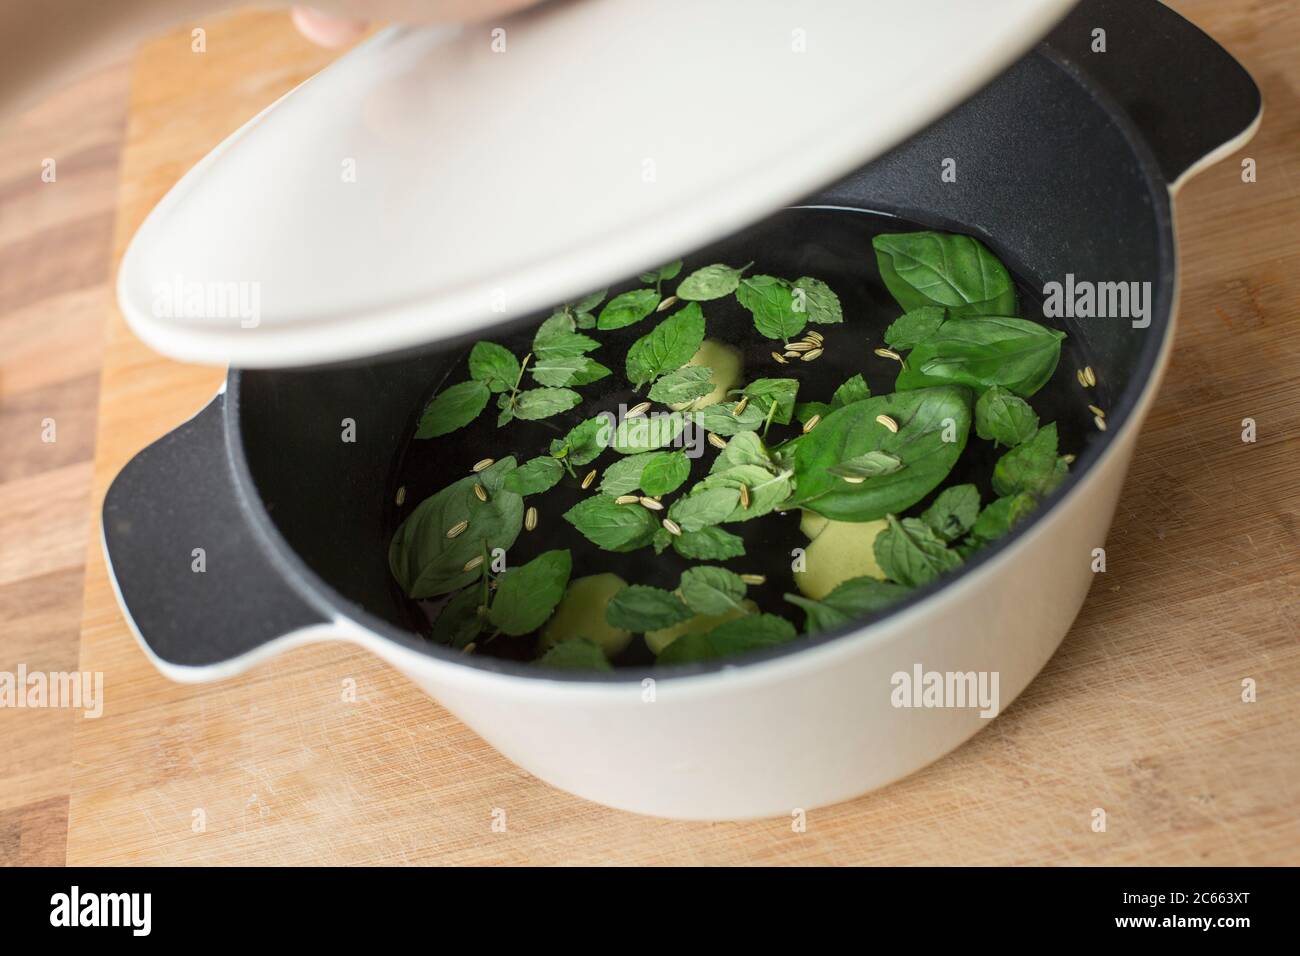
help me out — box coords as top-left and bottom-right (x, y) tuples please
(103, 392), (333, 680)
(1044, 0), (1261, 189)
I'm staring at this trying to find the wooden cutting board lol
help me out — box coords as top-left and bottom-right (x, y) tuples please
(65, 5), (1300, 865)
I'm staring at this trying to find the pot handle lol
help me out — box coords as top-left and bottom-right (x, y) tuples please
(1044, 0), (1261, 188)
(103, 392), (332, 679)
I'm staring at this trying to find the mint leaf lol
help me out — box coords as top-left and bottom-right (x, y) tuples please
(531, 355), (612, 387)
(792, 276), (843, 325)
(606, 584), (693, 632)
(537, 638), (612, 671)
(832, 373), (870, 408)
(512, 387), (582, 421)
(639, 260), (683, 286)
(648, 366), (715, 405)
(571, 289), (607, 313)
(969, 492), (1037, 543)
(784, 577), (909, 634)
(921, 484), (981, 543)
(992, 423), (1066, 497)
(502, 456), (565, 496)
(976, 385), (1040, 447)
(676, 262), (749, 301)
(597, 288), (660, 330)
(827, 450), (903, 479)
(611, 412), (685, 454)
(415, 380), (490, 438)
(656, 613), (795, 665)
(679, 566), (747, 615)
(873, 514), (963, 588)
(690, 401), (765, 436)
(533, 312), (599, 360)
(872, 232), (1018, 318)
(563, 495), (658, 552)
(598, 451), (662, 497)
(796, 401), (832, 425)
(708, 431), (772, 474)
(430, 587), (485, 648)
(666, 486), (736, 533)
(488, 549), (572, 636)
(737, 275), (805, 341)
(884, 306), (946, 350)
(740, 377), (799, 425)
(695, 463), (792, 521)
(640, 451), (690, 496)
(552, 415), (612, 467)
(625, 302), (706, 387)
(671, 525), (746, 560)
(468, 341), (520, 393)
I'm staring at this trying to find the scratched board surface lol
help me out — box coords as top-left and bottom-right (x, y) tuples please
(61, 7), (1300, 865)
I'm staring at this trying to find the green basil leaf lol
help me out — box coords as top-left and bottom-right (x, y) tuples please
(679, 566), (748, 615)
(611, 411), (685, 454)
(468, 341), (520, 393)
(666, 486), (737, 533)
(552, 415), (612, 467)
(656, 613), (796, 665)
(414, 380), (490, 438)
(871, 231), (1018, 317)
(639, 260), (683, 286)
(533, 313), (600, 359)
(502, 456), (565, 496)
(737, 275), (806, 341)
(975, 385), (1041, 446)
(883, 306), (947, 350)
(920, 484), (981, 543)
(597, 288), (661, 330)
(827, 450), (903, 479)
(512, 387), (582, 421)
(784, 576), (910, 634)
(488, 549), (572, 636)
(676, 262), (750, 301)
(873, 515), (963, 588)
(671, 525), (746, 560)
(648, 366), (715, 405)
(531, 354), (612, 387)
(625, 302), (706, 386)
(792, 276), (843, 324)
(785, 386), (972, 521)
(537, 637), (612, 671)
(896, 316), (1065, 398)
(831, 373), (871, 408)
(388, 458), (523, 598)
(563, 494), (658, 551)
(640, 451), (691, 496)
(969, 492), (1038, 543)
(740, 377), (799, 425)
(690, 401), (766, 436)
(430, 587), (485, 648)
(606, 584), (693, 632)
(992, 423), (1067, 497)
(707, 431), (773, 474)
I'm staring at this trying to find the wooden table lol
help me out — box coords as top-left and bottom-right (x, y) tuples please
(1, 1), (1297, 865)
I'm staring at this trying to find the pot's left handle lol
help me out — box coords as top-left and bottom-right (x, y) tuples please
(103, 393), (332, 681)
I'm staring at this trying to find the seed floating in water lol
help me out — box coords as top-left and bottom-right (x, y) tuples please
(615, 494), (640, 505)
(639, 496), (664, 511)
(472, 458), (495, 473)
(662, 518), (682, 536)
(1094, 415), (1107, 431)
(805, 331), (824, 345)
(708, 432), (728, 449)
(802, 414), (821, 433)
(874, 347), (903, 362)
(656, 295), (678, 312)
(395, 486), (406, 506)
(783, 350), (800, 359)
(786, 342), (816, 353)
(626, 401), (651, 418)
(739, 573), (766, 586)
(771, 351), (788, 364)
(525, 506), (538, 531)
(841, 476), (866, 484)
(473, 483), (489, 502)
(876, 414), (899, 433)
(732, 396), (750, 416)
(446, 519), (469, 539)
(1077, 366), (1097, 388)
(739, 483), (751, 509)
(1061, 454), (1077, 465)
(462, 642), (476, 654)
(462, 555), (484, 572)
(1088, 404), (1105, 418)
(581, 469), (597, 489)
(801, 348), (824, 362)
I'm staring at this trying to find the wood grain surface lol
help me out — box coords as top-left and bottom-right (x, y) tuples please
(2, 2), (1297, 865)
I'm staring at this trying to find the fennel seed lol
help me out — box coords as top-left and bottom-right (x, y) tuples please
(639, 496), (664, 511)
(786, 341), (816, 353)
(581, 468), (597, 489)
(473, 483), (489, 502)
(1094, 415), (1107, 431)
(739, 483), (751, 509)
(615, 494), (640, 505)
(395, 486), (406, 506)
(1088, 404), (1105, 418)
(662, 518), (682, 536)
(771, 351), (788, 364)
(874, 347), (903, 362)
(707, 433), (728, 449)
(525, 506), (538, 531)
(841, 476), (866, 484)
(876, 414), (899, 433)
(626, 401), (651, 418)
(732, 396), (750, 416)
(446, 519), (468, 538)
(462, 555), (484, 572)
(472, 458), (495, 473)
(800, 348), (824, 362)
(656, 295), (678, 312)
(802, 414), (821, 433)
(739, 573), (766, 585)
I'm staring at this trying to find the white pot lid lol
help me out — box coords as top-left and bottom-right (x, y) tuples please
(118, 0), (1076, 368)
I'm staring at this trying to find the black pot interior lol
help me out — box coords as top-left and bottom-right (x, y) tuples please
(234, 49), (1171, 650)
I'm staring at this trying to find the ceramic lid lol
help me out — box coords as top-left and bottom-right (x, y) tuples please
(117, 0), (1077, 368)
